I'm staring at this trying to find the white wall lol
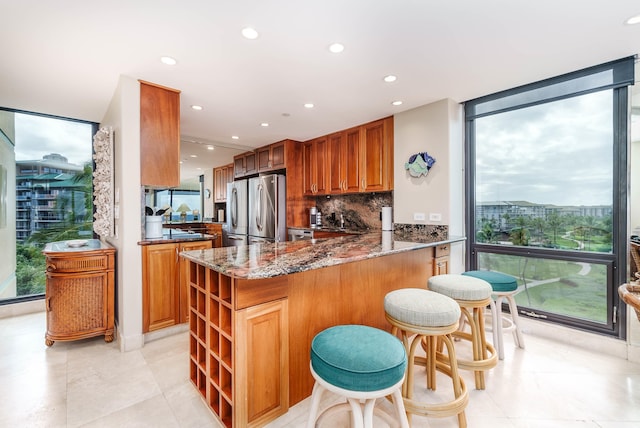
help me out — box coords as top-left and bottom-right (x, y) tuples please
(0, 114), (16, 299)
(393, 98), (465, 273)
(101, 75), (144, 352)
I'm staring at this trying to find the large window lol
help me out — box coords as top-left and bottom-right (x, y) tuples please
(0, 110), (96, 303)
(465, 57), (634, 337)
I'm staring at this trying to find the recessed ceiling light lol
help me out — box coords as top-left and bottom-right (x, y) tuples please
(179, 161), (183, 164)
(391, 101), (403, 106)
(304, 103), (314, 109)
(242, 27), (259, 39)
(190, 154), (197, 158)
(207, 145), (214, 151)
(232, 135), (239, 140)
(329, 43), (345, 53)
(197, 167), (202, 170)
(383, 75), (397, 83)
(260, 122), (269, 127)
(160, 56), (177, 65)
(626, 14), (640, 25)
(191, 105), (203, 111)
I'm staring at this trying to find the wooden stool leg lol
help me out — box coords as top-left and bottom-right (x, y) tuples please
(441, 334), (467, 428)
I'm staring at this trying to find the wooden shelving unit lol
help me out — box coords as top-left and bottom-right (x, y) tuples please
(189, 261), (234, 428)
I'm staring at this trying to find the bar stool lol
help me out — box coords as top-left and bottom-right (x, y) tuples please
(384, 288), (468, 428)
(462, 270), (525, 360)
(306, 324), (409, 428)
(428, 274), (497, 390)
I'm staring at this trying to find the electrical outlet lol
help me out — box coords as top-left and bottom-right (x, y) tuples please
(429, 213), (442, 221)
(413, 212), (426, 221)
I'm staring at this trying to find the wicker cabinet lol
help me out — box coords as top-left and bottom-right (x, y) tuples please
(43, 240), (116, 347)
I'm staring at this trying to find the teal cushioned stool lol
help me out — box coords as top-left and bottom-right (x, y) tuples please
(428, 274), (497, 391)
(384, 288), (468, 428)
(306, 325), (409, 428)
(463, 270), (525, 360)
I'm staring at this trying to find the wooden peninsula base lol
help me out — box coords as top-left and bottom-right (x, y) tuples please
(186, 246), (434, 428)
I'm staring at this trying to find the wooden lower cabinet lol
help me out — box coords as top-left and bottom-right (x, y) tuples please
(235, 300), (289, 427)
(142, 240), (212, 332)
(433, 244), (450, 275)
(43, 240), (116, 346)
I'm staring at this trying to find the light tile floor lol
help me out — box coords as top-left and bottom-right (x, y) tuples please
(2, 311), (640, 427)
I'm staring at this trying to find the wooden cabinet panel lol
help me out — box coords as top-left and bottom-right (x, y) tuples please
(139, 81), (181, 188)
(328, 127), (361, 194)
(142, 243), (179, 332)
(234, 152), (257, 178)
(303, 137), (328, 195)
(235, 299), (289, 427)
(143, 240), (212, 332)
(258, 140), (287, 173)
(361, 117), (393, 192)
(214, 163), (234, 203)
(205, 223), (223, 248)
(433, 244), (450, 275)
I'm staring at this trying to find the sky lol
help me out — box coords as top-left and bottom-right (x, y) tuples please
(475, 90), (613, 207)
(14, 113), (93, 166)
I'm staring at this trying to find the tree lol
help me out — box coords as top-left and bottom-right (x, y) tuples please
(509, 216), (529, 246)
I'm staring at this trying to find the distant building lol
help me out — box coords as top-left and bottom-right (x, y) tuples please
(16, 153), (88, 241)
(477, 200), (612, 232)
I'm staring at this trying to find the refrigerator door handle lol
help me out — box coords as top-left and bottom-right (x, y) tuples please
(231, 187), (238, 228)
(256, 182), (264, 231)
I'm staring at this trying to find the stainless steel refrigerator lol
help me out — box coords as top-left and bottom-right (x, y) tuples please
(248, 174), (286, 243)
(224, 179), (248, 246)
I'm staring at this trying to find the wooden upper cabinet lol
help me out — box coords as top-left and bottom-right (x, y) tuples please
(361, 116), (393, 192)
(139, 81), (181, 188)
(303, 137), (328, 195)
(234, 152), (257, 178)
(258, 140), (287, 173)
(328, 127), (361, 194)
(214, 163), (233, 203)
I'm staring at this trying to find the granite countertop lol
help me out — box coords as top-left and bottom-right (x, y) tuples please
(180, 231), (465, 279)
(287, 226), (366, 234)
(138, 229), (217, 245)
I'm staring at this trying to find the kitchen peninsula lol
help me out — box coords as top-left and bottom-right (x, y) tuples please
(180, 232), (464, 427)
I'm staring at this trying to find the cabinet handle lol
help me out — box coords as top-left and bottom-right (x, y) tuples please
(46, 263), (56, 272)
(361, 179), (365, 190)
(175, 247), (179, 264)
(46, 297), (51, 311)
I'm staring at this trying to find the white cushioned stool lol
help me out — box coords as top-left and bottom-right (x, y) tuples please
(384, 288), (468, 428)
(428, 274), (498, 390)
(462, 270), (525, 360)
(306, 324), (409, 428)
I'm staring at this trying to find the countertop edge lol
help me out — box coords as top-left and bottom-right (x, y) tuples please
(181, 234), (466, 279)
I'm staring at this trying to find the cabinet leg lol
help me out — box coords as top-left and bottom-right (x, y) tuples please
(45, 338), (54, 347)
(104, 333), (114, 343)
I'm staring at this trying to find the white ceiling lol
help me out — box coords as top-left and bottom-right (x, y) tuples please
(1, 1), (640, 184)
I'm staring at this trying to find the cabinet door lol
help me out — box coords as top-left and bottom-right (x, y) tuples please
(245, 152), (257, 175)
(328, 132), (344, 193)
(142, 243), (179, 332)
(179, 241), (213, 323)
(214, 167), (224, 202)
(271, 141), (286, 169)
(140, 81), (181, 187)
(314, 137), (328, 194)
(234, 155), (246, 178)
(343, 127), (361, 193)
(302, 141), (314, 195)
(235, 299), (289, 426)
(361, 117), (393, 192)
(257, 146), (272, 172)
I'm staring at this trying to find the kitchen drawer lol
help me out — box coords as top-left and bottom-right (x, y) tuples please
(435, 244), (450, 258)
(46, 255), (111, 273)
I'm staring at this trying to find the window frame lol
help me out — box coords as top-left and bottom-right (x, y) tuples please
(464, 57), (634, 338)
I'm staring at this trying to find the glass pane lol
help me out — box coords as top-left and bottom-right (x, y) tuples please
(474, 90), (613, 253)
(9, 113), (93, 300)
(478, 252), (608, 324)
